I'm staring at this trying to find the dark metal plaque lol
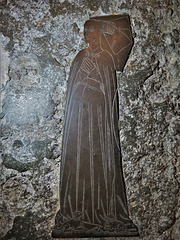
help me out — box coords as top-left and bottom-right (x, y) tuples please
(52, 15), (139, 238)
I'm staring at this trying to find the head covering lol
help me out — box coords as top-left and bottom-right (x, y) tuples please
(89, 15), (133, 71)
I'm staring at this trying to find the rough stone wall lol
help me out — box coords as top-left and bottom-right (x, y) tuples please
(0, 0), (179, 239)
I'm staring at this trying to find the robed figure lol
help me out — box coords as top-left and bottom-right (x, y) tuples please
(52, 15), (139, 238)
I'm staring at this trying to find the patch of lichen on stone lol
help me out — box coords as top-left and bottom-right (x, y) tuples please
(119, 66), (155, 101)
(49, 0), (110, 17)
(1, 211), (45, 240)
(32, 139), (53, 161)
(49, 0), (81, 17)
(2, 154), (38, 172)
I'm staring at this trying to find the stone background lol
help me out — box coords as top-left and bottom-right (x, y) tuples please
(0, 0), (179, 239)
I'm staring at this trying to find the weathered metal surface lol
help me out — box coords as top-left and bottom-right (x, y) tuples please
(52, 15), (139, 238)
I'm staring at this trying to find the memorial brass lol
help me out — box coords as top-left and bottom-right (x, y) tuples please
(52, 15), (139, 238)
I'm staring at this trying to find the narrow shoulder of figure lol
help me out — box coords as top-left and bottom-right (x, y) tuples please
(69, 49), (88, 71)
(75, 49), (89, 60)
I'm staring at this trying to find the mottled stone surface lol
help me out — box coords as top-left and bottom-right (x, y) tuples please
(0, 0), (179, 239)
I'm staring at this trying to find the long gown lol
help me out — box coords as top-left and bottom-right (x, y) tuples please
(52, 15), (139, 238)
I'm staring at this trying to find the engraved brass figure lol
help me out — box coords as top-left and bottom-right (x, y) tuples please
(52, 15), (139, 238)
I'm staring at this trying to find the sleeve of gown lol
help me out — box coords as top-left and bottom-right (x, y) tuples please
(65, 59), (79, 108)
(63, 50), (85, 128)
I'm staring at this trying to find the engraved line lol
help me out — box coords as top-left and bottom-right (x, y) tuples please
(61, 101), (75, 186)
(119, 212), (130, 220)
(96, 58), (110, 216)
(94, 54), (106, 96)
(112, 88), (120, 151)
(85, 58), (95, 71)
(88, 103), (95, 223)
(111, 66), (116, 93)
(118, 28), (132, 42)
(82, 174), (85, 219)
(111, 16), (129, 20)
(97, 106), (105, 161)
(112, 145), (116, 218)
(97, 105), (108, 210)
(81, 59), (90, 74)
(104, 65), (117, 191)
(87, 77), (101, 83)
(112, 175), (116, 218)
(95, 61), (108, 179)
(106, 122), (111, 216)
(85, 57), (95, 68)
(110, 66), (120, 149)
(85, 210), (91, 223)
(63, 167), (71, 210)
(109, 194), (113, 215)
(68, 194), (74, 218)
(104, 33), (132, 56)
(95, 210), (101, 224)
(104, 65), (113, 173)
(108, 68), (118, 217)
(115, 41), (133, 55)
(105, 64), (117, 216)
(76, 102), (83, 211)
(81, 57), (95, 73)
(101, 199), (107, 218)
(98, 66), (109, 211)
(117, 195), (129, 215)
(98, 175), (100, 210)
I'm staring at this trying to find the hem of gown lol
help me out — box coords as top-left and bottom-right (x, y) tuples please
(52, 226), (139, 238)
(52, 229), (139, 238)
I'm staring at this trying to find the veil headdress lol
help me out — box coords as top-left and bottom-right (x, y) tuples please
(90, 15), (133, 71)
